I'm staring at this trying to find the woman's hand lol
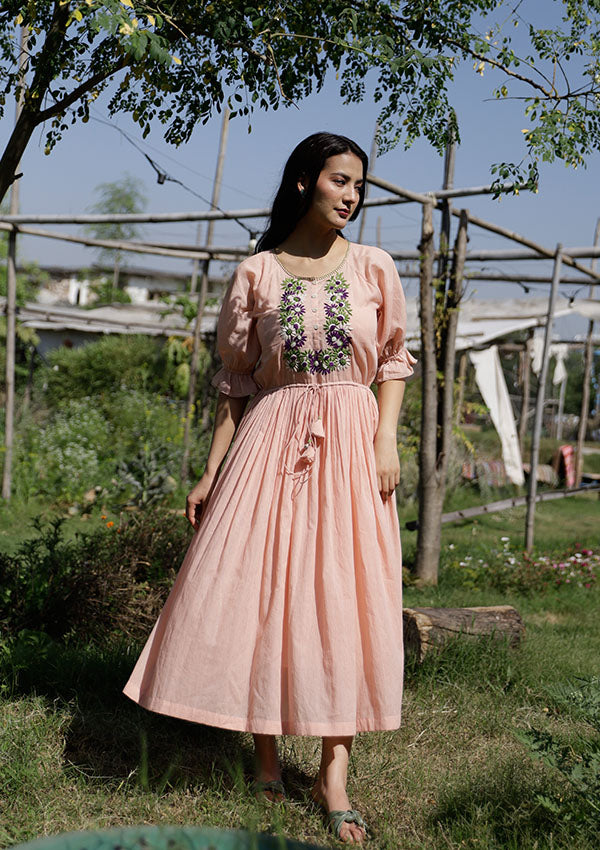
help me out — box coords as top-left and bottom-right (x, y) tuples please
(373, 379), (405, 502)
(186, 473), (216, 531)
(185, 393), (250, 531)
(373, 431), (400, 502)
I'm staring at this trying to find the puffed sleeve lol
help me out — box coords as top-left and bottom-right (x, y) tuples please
(211, 262), (261, 397)
(375, 251), (417, 383)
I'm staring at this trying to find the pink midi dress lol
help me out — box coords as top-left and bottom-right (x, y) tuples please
(123, 241), (416, 736)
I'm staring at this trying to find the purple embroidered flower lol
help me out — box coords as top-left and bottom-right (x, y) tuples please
(279, 271), (352, 374)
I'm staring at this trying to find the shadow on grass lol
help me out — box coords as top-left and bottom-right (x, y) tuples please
(0, 633), (315, 800)
(428, 756), (597, 850)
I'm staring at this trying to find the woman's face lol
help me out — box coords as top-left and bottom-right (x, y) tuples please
(299, 152), (364, 232)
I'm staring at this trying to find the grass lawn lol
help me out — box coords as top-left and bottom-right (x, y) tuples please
(1, 499), (599, 850)
(401, 490), (600, 568)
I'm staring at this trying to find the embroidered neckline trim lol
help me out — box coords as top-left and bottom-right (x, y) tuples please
(271, 240), (351, 281)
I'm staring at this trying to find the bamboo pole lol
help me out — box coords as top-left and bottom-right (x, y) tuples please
(575, 218), (600, 485)
(556, 377), (567, 441)
(2, 26), (27, 502)
(2, 229), (17, 500)
(181, 108), (230, 482)
(442, 209), (468, 456)
(518, 331), (533, 453)
(455, 352), (468, 427)
(0, 182), (526, 227)
(3, 218), (600, 271)
(435, 134), (457, 477)
(366, 174), (600, 283)
(0, 209), (269, 225)
(357, 125), (378, 244)
(462, 247), (600, 262)
(0, 222), (246, 261)
(405, 483), (600, 529)
(525, 245), (563, 551)
(462, 271), (590, 284)
(436, 133), (456, 284)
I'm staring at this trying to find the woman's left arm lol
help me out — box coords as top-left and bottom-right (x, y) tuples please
(374, 379), (406, 501)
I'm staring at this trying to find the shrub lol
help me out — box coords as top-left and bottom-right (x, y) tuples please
(13, 399), (115, 503)
(34, 399), (112, 502)
(37, 334), (216, 408)
(0, 511), (191, 643)
(12, 389), (212, 504)
(38, 335), (164, 406)
(116, 445), (178, 507)
(442, 539), (598, 594)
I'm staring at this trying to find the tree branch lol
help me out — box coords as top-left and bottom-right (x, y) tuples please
(38, 57), (130, 122)
(25, 1), (70, 106)
(265, 41), (298, 107)
(442, 36), (556, 98)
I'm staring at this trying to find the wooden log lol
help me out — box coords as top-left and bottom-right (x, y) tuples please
(402, 605), (525, 661)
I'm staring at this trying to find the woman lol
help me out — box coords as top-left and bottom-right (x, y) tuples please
(124, 132), (416, 844)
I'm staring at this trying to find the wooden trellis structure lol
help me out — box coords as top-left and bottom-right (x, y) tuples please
(2, 150), (599, 578)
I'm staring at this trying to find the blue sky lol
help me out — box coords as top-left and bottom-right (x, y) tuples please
(2, 1), (599, 336)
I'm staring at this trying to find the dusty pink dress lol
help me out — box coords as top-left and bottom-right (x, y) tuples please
(123, 242), (416, 735)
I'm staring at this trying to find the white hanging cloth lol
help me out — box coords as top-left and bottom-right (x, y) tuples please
(531, 333), (544, 376)
(469, 346), (525, 486)
(551, 343), (569, 385)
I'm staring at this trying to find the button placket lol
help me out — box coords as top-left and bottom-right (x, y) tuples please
(308, 279), (320, 332)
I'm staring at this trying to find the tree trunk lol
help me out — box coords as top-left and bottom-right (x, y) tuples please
(0, 107), (37, 205)
(403, 605), (525, 661)
(415, 207), (468, 585)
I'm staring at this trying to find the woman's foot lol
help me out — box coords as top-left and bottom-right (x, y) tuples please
(252, 734), (284, 802)
(311, 777), (366, 844)
(311, 735), (366, 845)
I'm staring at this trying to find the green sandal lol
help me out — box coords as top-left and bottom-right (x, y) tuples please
(327, 809), (368, 842)
(251, 779), (286, 802)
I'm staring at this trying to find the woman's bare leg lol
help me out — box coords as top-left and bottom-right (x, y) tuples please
(252, 733), (283, 800)
(311, 736), (366, 844)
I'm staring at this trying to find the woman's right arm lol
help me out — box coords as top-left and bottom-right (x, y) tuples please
(185, 392), (249, 529)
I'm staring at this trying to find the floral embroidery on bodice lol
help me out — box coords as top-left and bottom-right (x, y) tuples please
(279, 272), (353, 374)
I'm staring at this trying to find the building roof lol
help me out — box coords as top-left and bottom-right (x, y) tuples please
(5, 295), (600, 348)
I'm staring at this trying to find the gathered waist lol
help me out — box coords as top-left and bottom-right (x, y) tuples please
(245, 382), (377, 495)
(255, 381), (373, 399)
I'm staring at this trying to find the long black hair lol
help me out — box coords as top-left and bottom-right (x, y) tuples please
(255, 132), (368, 253)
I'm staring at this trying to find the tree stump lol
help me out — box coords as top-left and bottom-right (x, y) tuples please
(403, 605), (525, 662)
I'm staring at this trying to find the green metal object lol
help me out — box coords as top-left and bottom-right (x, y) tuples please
(12, 826), (326, 850)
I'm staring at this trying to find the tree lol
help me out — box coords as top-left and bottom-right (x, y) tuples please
(85, 174), (147, 294)
(1, 2), (600, 205)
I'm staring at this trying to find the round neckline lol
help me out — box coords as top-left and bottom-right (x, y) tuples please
(271, 240), (351, 281)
